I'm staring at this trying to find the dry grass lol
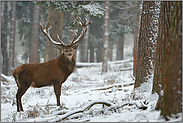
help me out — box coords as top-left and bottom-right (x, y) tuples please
(103, 75), (118, 85)
(25, 104), (48, 118)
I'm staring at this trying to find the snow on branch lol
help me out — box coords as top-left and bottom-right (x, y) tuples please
(29, 99), (149, 122)
(31, 100), (113, 122)
(91, 82), (134, 91)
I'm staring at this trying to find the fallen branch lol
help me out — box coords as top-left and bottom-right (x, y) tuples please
(91, 82), (134, 91)
(52, 100), (113, 122)
(31, 100), (113, 122)
(30, 99), (148, 122)
(76, 59), (133, 68)
(118, 67), (133, 71)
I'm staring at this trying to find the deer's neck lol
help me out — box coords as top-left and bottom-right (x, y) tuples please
(57, 53), (76, 75)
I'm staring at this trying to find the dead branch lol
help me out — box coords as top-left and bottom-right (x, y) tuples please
(91, 82), (134, 91)
(32, 99), (148, 122)
(1, 74), (9, 84)
(53, 100), (113, 122)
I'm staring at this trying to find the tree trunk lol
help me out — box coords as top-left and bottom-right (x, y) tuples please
(133, 1), (142, 77)
(44, 8), (63, 62)
(134, 1), (159, 88)
(117, 34), (124, 60)
(68, 14), (74, 44)
(82, 16), (90, 62)
(152, 1), (173, 110)
(160, 1), (182, 119)
(8, 1), (16, 76)
(89, 45), (95, 63)
(1, 1), (9, 75)
(30, 4), (40, 63)
(108, 44), (113, 61)
(68, 14), (78, 61)
(101, 1), (110, 74)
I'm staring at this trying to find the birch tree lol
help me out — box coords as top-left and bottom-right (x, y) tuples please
(101, 1), (110, 74)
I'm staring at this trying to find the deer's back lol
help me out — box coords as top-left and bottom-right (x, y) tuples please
(12, 60), (66, 88)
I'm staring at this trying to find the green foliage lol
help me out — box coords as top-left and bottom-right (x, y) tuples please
(36, 1), (104, 17)
(36, 1), (104, 30)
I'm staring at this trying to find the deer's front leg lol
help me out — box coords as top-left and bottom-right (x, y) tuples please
(53, 81), (62, 106)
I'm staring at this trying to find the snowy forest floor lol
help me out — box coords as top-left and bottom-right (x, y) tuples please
(1, 59), (182, 122)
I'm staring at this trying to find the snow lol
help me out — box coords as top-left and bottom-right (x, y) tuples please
(1, 59), (182, 122)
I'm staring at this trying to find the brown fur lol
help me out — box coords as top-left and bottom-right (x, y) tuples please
(13, 45), (77, 112)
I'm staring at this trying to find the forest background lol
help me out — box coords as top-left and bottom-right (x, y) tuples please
(1, 1), (182, 121)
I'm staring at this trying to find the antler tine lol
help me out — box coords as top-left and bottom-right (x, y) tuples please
(72, 30), (78, 42)
(75, 17), (83, 26)
(71, 27), (86, 45)
(57, 34), (65, 46)
(44, 20), (49, 32)
(86, 21), (92, 26)
(71, 16), (92, 45)
(39, 20), (64, 46)
(84, 15), (87, 24)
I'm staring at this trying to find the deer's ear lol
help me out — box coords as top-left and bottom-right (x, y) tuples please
(73, 44), (79, 49)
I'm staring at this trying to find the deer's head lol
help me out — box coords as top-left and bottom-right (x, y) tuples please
(39, 16), (92, 60)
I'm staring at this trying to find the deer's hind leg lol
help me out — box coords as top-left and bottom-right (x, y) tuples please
(16, 79), (31, 112)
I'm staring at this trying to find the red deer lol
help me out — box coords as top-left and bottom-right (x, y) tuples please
(12, 16), (91, 112)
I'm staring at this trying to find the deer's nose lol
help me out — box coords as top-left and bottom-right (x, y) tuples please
(68, 53), (72, 56)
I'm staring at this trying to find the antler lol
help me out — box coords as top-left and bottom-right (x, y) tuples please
(71, 15), (92, 45)
(39, 20), (66, 46)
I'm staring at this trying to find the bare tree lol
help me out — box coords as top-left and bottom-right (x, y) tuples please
(101, 1), (110, 74)
(8, 1), (16, 75)
(30, 4), (41, 63)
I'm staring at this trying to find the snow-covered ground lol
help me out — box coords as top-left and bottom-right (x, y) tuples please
(1, 59), (182, 122)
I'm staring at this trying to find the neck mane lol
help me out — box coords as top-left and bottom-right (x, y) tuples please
(57, 53), (76, 75)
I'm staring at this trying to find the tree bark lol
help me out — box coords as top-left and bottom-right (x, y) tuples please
(81, 16), (90, 62)
(8, 1), (16, 76)
(133, 1), (142, 77)
(30, 4), (40, 63)
(1, 1), (9, 75)
(89, 42), (95, 62)
(44, 8), (63, 62)
(101, 1), (110, 74)
(160, 1), (182, 119)
(152, 1), (173, 110)
(117, 34), (124, 60)
(134, 1), (159, 88)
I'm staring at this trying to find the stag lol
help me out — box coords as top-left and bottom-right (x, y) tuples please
(12, 16), (91, 112)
